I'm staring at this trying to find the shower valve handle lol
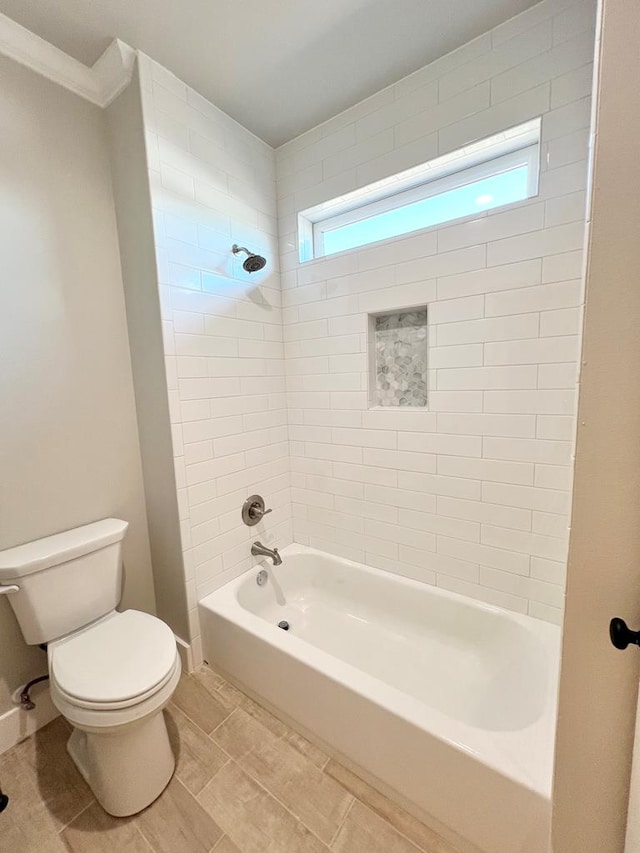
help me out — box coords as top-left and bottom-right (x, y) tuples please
(610, 617), (640, 650)
(242, 494), (272, 526)
(250, 503), (272, 520)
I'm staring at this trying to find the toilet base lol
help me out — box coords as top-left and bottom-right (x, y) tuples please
(67, 709), (175, 816)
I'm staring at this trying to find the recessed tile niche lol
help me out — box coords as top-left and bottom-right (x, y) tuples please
(370, 308), (428, 407)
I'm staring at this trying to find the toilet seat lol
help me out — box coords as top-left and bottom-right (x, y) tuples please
(50, 653), (181, 732)
(49, 609), (178, 711)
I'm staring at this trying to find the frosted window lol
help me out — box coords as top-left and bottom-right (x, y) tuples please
(324, 167), (528, 256)
(298, 118), (541, 262)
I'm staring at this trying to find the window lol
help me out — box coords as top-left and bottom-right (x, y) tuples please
(298, 119), (541, 262)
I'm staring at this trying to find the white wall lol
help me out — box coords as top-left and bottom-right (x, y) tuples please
(275, 0), (597, 624)
(107, 67), (191, 643)
(554, 1), (640, 849)
(0, 55), (156, 713)
(137, 55), (293, 664)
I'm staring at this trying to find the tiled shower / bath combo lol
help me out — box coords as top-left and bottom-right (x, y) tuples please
(0, 1), (599, 851)
(129, 0), (595, 665)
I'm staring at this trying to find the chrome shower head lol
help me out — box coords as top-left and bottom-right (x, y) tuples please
(232, 244), (267, 273)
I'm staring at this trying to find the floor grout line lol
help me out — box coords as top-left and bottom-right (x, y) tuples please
(170, 694), (235, 739)
(328, 795), (355, 849)
(195, 758), (232, 804)
(224, 754), (336, 850)
(167, 700), (211, 737)
(210, 833), (225, 852)
(208, 739), (235, 764)
(56, 797), (96, 834)
(323, 770), (455, 853)
(208, 706), (239, 739)
(350, 797), (432, 853)
(134, 813), (160, 853)
(205, 667), (335, 770)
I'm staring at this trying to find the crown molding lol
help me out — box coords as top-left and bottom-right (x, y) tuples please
(0, 12), (135, 107)
(92, 38), (137, 107)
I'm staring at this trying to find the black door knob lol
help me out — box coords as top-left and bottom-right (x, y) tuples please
(610, 617), (640, 650)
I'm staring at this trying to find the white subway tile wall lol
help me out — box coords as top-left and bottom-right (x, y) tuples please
(136, 0), (594, 640)
(276, 0), (597, 625)
(138, 55), (293, 663)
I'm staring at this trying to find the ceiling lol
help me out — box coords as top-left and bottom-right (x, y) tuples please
(0, 0), (540, 146)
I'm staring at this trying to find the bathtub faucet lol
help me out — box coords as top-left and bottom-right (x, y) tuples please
(251, 541), (282, 566)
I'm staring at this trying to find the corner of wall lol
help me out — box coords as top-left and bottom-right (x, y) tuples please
(106, 62), (191, 641)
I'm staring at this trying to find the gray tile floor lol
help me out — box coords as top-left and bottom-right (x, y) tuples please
(0, 664), (460, 853)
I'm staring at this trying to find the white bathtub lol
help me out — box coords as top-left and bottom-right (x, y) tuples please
(199, 544), (560, 853)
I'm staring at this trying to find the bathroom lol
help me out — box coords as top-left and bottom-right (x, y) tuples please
(0, 0), (638, 850)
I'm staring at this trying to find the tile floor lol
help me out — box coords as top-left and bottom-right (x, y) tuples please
(0, 664), (460, 853)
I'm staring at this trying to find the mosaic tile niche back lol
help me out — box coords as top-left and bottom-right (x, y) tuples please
(374, 309), (427, 407)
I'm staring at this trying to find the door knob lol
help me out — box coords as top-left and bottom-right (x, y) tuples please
(610, 617), (640, 650)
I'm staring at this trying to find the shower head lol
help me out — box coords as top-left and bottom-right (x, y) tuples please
(232, 244), (267, 273)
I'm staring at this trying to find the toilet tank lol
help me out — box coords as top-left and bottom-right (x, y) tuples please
(0, 519), (128, 644)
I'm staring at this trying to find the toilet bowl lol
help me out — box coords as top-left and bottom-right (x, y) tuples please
(49, 609), (182, 816)
(0, 519), (182, 816)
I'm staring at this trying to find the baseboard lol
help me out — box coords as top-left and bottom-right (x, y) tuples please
(175, 634), (194, 673)
(0, 683), (59, 756)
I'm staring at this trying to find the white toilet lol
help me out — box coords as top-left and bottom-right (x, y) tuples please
(0, 518), (181, 817)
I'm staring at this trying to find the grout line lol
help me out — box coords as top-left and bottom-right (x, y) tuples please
(135, 824), (157, 851)
(349, 798), (427, 853)
(209, 666), (334, 770)
(208, 706), (238, 739)
(167, 700), (214, 737)
(195, 757), (232, 803)
(135, 776), (220, 852)
(206, 733), (235, 763)
(210, 834), (229, 852)
(328, 796), (355, 849)
(57, 798), (96, 834)
(173, 675), (237, 736)
(134, 815), (158, 852)
(226, 753), (335, 850)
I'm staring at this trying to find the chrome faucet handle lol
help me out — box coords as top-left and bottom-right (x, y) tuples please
(242, 494), (272, 526)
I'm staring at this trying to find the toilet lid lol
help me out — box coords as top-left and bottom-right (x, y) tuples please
(50, 610), (177, 705)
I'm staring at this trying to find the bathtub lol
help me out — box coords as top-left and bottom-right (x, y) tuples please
(199, 544), (560, 853)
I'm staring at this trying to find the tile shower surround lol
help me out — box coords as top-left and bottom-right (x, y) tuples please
(139, 0), (596, 633)
(276, 0), (595, 626)
(138, 56), (294, 664)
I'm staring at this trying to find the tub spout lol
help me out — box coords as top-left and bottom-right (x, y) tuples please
(251, 541), (282, 566)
